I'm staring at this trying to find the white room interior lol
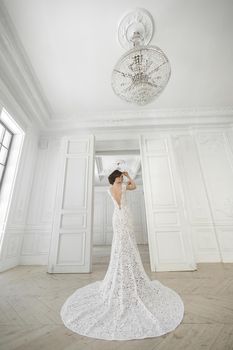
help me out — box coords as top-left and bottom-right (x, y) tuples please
(1, 1), (233, 348)
(0, 0), (233, 275)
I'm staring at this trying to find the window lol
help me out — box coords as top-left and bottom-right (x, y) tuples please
(0, 120), (13, 189)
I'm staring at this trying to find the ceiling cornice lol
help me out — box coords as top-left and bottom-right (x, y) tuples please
(1, 1), (232, 134)
(0, 1), (52, 129)
(45, 107), (233, 133)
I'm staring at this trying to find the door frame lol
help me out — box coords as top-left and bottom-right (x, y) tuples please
(92, 133), (152, 269)
(92, 131), (196, 272)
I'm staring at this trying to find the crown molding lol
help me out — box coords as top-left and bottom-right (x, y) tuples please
(45, 107), (233, 134)
(50, 106), (233, 122)
(0, 1), (52, 129)
(1, 1), (232, 134)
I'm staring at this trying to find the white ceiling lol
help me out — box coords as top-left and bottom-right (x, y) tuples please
(2, 0), (233, 122)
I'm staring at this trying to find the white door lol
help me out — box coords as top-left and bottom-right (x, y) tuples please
(140, 133), (196, 272)
(48, 135), (95, 273)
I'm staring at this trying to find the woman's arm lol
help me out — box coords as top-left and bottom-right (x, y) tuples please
(122, 171), (136, 190)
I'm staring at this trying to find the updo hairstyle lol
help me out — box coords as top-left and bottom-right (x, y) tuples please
(108, 169), (123, 185)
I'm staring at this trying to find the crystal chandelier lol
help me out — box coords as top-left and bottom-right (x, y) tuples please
(111, 9), (171, 106)
(105, 160), (127, 175)
(102, 160), (132, 177)
(115, 159), (127, 172)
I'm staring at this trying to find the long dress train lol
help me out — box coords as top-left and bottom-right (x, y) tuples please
(60, 182), (184, 340)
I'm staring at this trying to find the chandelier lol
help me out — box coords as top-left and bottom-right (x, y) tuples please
(101, 159), (132, 177)
(107, 160), (128, 174)
(111, 9), (171, 106)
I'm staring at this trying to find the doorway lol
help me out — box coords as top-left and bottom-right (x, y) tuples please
(91, 137), (150, 271)
(48, 133), (196, 273)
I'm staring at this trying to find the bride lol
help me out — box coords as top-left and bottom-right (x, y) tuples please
(60, 169), (184, 340)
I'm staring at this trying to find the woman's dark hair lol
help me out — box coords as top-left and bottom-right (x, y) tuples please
(108, 169), (122, 185)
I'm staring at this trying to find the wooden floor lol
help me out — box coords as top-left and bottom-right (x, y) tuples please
(0, 245), (233, 350)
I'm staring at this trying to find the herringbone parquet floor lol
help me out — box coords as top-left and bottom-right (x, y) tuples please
(0, 245), (233, 350)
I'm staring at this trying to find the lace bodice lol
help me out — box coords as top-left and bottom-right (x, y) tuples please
(60, 181), (184, 340)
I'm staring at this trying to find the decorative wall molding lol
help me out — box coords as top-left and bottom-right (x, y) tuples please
(172, 129), (233, 262)
(44, 107), (233, 134)
(16, 128), (233, 267)
(0, 1), (52, 129)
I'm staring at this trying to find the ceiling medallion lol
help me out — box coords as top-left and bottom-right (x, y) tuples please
(111, 9), (171, 106)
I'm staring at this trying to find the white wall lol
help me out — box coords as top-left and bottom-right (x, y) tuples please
(18, 125), (233, 267)
(20, 137), (61, 265)
(0, 125), (39, 272)
(0, 2), (47, 271)
(172, 128), (233, 262)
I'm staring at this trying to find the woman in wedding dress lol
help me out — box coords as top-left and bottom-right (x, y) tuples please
(60, 170), (184, 341)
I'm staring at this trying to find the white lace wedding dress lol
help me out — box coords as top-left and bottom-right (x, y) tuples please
(60, 182), (184, 340)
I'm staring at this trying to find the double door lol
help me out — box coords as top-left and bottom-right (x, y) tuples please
(48, 133), (196, 273)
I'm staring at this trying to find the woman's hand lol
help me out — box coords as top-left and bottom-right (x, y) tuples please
(122, 171), (129, 178)
(122, 171), (136, 190)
